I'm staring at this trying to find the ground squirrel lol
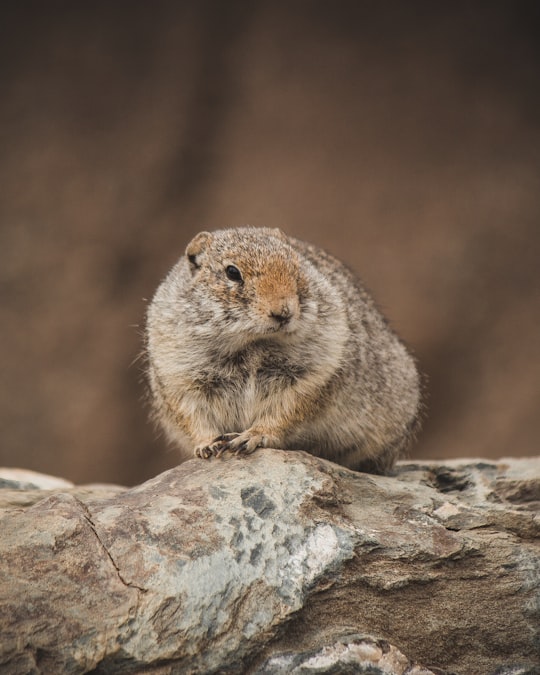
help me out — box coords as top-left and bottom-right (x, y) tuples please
(146, 227), (421, 473)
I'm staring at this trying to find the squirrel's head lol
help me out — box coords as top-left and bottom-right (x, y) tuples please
(183, 227), (312, 341)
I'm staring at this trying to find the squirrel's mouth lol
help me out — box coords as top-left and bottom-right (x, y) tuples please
(241, 310), (300, 339)
(261, 319), (298, 336)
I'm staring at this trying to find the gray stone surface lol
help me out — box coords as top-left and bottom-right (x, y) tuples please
(255, 634), (439, 674)
(0, 452), (538, 674)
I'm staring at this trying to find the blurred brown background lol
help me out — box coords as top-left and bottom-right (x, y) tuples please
(1, 1), (539, 485)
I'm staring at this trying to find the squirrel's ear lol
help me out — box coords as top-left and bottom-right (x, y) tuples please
(186, 231), (212, 272)
(271, 228), (287, 241)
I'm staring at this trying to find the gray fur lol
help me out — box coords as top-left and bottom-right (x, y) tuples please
(146, 227), (421, 473)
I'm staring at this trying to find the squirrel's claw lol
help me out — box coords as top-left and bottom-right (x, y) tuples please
(194, 436), (228, 459)
(195, 430), (278, 459)
(231, 436), (262, 456)
(226, 429), (275, 456)
(194, 445), (213, 459)
(194, 433), (239, 459)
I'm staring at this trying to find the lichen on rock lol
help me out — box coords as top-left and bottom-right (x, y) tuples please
(0, 452), (538, 674)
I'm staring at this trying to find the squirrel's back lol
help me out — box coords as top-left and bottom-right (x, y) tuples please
(146, 227), (421, 472)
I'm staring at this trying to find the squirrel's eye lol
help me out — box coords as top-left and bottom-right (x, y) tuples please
(225, 265), (243, 282)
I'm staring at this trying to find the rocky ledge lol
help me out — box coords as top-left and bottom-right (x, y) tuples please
(0, 453), (538, 674)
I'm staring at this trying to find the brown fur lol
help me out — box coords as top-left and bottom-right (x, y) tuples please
(146, 227), (421, 473)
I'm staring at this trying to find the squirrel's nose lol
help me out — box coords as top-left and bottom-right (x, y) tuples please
(269, 302), (295, 326)
(266, 294), (299, 328)
(270, 308), (291, 326)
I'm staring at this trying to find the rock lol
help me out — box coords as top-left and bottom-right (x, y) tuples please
(255, 634), (439, 674)
(0, 452), (538, 674)
(0, 468), (75, 490)
(0, 467), (127, 510)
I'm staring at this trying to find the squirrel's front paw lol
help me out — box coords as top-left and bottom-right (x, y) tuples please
(195, 430), (278, 459)
(194, 435), (229, 459)
(221, 429), (279, 456)
(194, 433), (242, 459)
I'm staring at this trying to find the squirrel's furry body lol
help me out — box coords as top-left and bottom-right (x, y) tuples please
(146, 227), (421, 472)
